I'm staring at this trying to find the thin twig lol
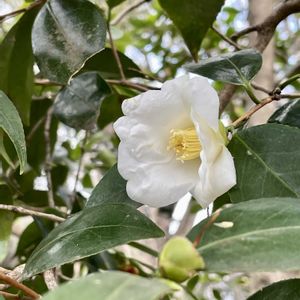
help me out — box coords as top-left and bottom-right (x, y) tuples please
(0, 204), (65, 222)
(231, 25), (259, 41)
(0, 272), (40, 299)
(251, 82), (272, 95)
(111, 0), (148, 26)
(231, 96), (274, 128)
(107, 11), (126, 81)
(44, 106), (55, 208)
(280, 93), (300, 99)
(43, 270), (58, 290)
(0, 291), (31, 300)
(26, 116), (46, 142)
(193, 210), (221, 248)
(107, 79), (150, 92)
(0, 0), (45, 23)
(71, 132), (89, 204)
(211, 26), (242, 50)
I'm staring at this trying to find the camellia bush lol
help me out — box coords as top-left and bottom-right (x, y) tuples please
(1, 0), (300, 299)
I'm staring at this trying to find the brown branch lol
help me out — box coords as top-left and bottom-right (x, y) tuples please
(107, 79), (151, 92)
(280, 93), (300, 99)
(0, 204), (65, 222)
(44, 107), (55, 208)
(107, 12), (126, 81)
(111, 0), (148, 26)
(251, 82), (272, 95)
(193, 210), (221, 248)
(211, 26), (242, 50)
(231, 96), (275, 128)
(219, 0), (300, 112)
(0, 272), (40, 299)
(0, 0), (45, 23)
(0, 291), (32, 300)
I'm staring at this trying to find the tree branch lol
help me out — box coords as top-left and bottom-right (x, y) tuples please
(0, 272), (40, 299)
(111, 0), (149, 26)
(0, 0), (45, 23)
(44, 107), (55, 208)
(0, 204), (65, 222)
(219, 0), (300, 112)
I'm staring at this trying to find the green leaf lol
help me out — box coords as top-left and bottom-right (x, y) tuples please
(42, 271), (171, 300)
(0, 91), (27, 174)
(86, 164), (140, 208)
(247, 279), (300, 300)
(158, 0), (224, 59)
(107, 0), (126, 9)
(23, 203), (163, 277)
(82, 48), (143, 79)
(268, 99), (300, 129)
(32, 0), (107, 84)
(188, 198), (300, 272)
(0, 211), (14, 263)
(228, 124), (300, 202)
(0, 7), (40, 125)
(53, 72), (111, 130)
(185, 49), (262, 84)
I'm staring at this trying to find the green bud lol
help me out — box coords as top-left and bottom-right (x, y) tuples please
(159, 236), (205, 283)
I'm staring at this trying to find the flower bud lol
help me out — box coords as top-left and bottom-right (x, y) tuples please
(159, 236), (205, 282)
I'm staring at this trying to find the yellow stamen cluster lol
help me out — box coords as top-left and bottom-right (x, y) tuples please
(168, 127), (201, 161)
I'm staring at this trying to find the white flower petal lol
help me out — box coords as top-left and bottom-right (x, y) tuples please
(191, 111), (236, 208)
(125, 158), (199, 207)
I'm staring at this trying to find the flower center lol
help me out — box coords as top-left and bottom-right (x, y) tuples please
(168, 127), (201, 161)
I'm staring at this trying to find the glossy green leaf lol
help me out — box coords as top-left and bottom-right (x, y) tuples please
(23, 204), (163, 277)
(86, 164), (140, 208)
(228, 124), (300, 202)
(0, 91), (27, 174)
(0, 211), (14, 263)
(82, 48), (143, 79)
(53, 72), (111, 130)
(188, 198), (300, 272)
(42, 271), (171, 300)
(185, 49), (262, 84)
(0, 7), (39, 125)
(268, 98), (300, 129)
(32, 0), (107, 84)
(248, 278), (300, 300)
(159, 0), (224, 59)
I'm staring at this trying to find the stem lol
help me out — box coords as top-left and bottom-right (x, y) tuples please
(231, 96), (274, 128)
(44, 106), (55, 208)
(128, 241), (159, 257)
(243, 82), (261, 104)
(0, 204), (65, 222)
(0, 272), (40, 299)
(193, 210), (221, 248)
(107, 10), (126, 81)
(211, 26), (242, 50)
(107, 79), (150, 92)
(0, 0), (46, 23)
(0, 291), (32, 300)
(111, 0), (148, 26)
(279, 74), (300, 90)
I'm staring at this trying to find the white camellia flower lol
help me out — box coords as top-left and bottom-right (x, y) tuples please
(113, 75), (236, 208)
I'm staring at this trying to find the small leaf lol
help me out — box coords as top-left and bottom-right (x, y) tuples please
(268, 98), (300, 129)
(247, 279), (300, 300)
(53, 72), (111, 130)
(188, 198), (300, 272)
(0, 91), (27, 174)
(0, 211), (14, 263)
(42, 271), (171, 300)
(0, 7), (40, 125)
(228, 124), (300, 202)
(82, 48), (143, 79)
(158, 0), (224, 59)
(107, 0), (127, 9)
(23, 204), (164, 277)
(32, 0), (107, 84)
(86, 164), (140, 208)
(185, 49), (262, 84)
